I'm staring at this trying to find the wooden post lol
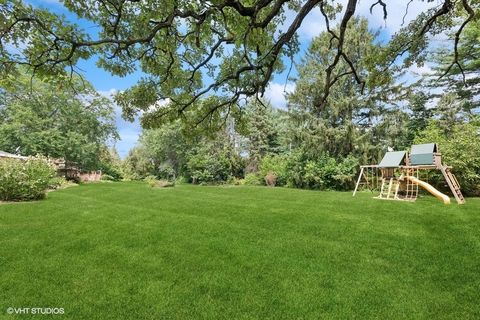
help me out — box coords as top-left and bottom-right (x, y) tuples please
(394, 180), (400, 199)
(378, 178), (386, 198)
(387, 178), (393, 199)
(353, 167), (364, 197)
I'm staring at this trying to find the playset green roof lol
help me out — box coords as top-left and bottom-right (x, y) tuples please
(378, 151), (406, 168)
(410, 143), (438, 165)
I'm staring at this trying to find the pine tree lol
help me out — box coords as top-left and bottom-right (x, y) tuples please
(428, 19), (480, 115)
(287, 17), (404, 162)
(244, 101), (280, 173)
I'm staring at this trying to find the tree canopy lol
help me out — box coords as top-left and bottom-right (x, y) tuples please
(1, 0), (478, 126)
(0, 71), (118, 169)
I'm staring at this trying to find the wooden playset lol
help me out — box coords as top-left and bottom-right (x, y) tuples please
(353, 143), (465, 204)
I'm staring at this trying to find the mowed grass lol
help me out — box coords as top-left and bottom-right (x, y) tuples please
(0, 182), (479, 320)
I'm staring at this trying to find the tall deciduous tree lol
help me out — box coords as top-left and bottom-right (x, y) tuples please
(404, 91), (432, 145)
(0, 72), (118, 169)
(139, 123), (190, 179)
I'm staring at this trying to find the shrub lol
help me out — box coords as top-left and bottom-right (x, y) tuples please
(302, 156), (358, 190)
(101, 174), (115, 181)
(333, 156), (359, 189)
(175, 176), (189, 185)
(231, 178), (245, 185)
(144, 175), (158, 187)
(303, 159), (329, 189)
(48, 176), (69, 189)
(157, 180), (175, 188)
(186, 145), (243, 184)
(227, 176), (246, 185)
(98, 162), (123, 181)
(264, 171), (277, 187)
(157, 163), (176, 180)
(259, 154), (288, 186)
(284, 151), (359, 190)
(244, 173), (261, 186)
(0, 157), (56, 201)
(144, 175), (175, 188)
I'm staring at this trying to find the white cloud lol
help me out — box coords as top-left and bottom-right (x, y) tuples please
(26, 0), (62, 7)
(297, 9), (327, 40)
(408, 64), (433, 77)
(147, 98), (171, 113)
(397, 63), (435, 85)
(264, 82), (296, 109)
(291, 0), (439, 43)
(368, 1), (437, 33)
(98, 88), (118, 98)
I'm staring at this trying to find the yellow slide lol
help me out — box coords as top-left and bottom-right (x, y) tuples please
(404, 176), (450, 204)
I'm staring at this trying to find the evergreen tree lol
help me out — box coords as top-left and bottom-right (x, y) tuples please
(287, 17), (404, 162)
(401, 91), (433, 147)
(428, 19), (480, 115)
(244, 101), (280, 172)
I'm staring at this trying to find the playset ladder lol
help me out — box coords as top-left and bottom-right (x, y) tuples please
(441, 166), (465, 204)
(378, 178), (399, 200)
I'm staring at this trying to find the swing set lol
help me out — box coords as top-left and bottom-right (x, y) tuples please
(353, 143), (465, 204)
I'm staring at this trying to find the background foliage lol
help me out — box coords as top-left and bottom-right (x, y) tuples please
(0, 12), (479, 195)
(119, 17), (480, 194)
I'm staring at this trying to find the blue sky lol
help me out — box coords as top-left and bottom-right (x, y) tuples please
(28, 0), (438, 158)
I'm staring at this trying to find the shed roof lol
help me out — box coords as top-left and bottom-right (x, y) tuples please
(410, 143), (437, 155)
(378, 151), (406, 168)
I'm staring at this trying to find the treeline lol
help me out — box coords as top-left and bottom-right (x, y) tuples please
(123, 103), (480, 194)
(123, 18), (480, 195)
(1, 18), (478, 195)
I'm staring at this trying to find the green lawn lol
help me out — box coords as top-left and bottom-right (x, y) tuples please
(1, 182), (479, 319)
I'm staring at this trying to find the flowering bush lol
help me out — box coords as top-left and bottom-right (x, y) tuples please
(0, 157), (56, 201)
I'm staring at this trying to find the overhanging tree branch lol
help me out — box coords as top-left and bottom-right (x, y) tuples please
(438, 0), (477, 85)
(0, 0), (478, 126)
